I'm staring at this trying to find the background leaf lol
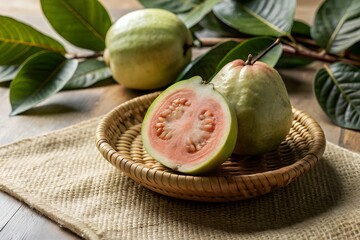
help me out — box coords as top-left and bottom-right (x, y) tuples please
(314, 62), (360, 130)
(63, 59), (113, 90)
(291, 20), (311, 37)
(138, 0), (197, 13)
(213, 0), (296, 37)
(41, 0), (112, 51)
(0, 16), (65, 65)
(0, 66), (19, 82)
(348, 42), (360, 56)
(179, 0), (221, 28)
(275, 55), (313, 69)
(10, 51), (78, 116)
(216, 37), (282, 71)
(310, 0), (360, 54)
(275, 53), (313, 68)
(199, 11), (242, 37)
(176, 41), (238, 82)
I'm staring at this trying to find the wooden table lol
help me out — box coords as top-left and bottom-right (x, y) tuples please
(0, 0), (359, 239)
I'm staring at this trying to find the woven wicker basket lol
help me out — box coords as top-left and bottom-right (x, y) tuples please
(96, 92), (326, 202)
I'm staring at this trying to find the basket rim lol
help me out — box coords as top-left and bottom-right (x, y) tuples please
(95, 92), (326, 183)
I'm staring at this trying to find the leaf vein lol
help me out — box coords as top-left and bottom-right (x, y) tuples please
(326, 0), (354, 52)
(60, 0), (105, 42)
(0, 37), (63, 53)
(325, 64), (360, 118)
(241, 3), (287, 36)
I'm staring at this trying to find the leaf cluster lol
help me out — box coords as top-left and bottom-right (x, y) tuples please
(0, 0), (113, 115)
(140, 0), (360, 130)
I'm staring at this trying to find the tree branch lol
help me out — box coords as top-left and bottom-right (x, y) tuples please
(198, 37), (360, 67)
(66, 37), (360, 67)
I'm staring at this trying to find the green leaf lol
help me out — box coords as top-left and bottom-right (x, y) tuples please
(216, 37), (282, 71)
(0, 16), (65, 65)
(275, 53), (313, 68)
(179, 0), (221, 28)
(10, 51), (78, 116)
(199, 11), (241, 36)
(41, 0), (112, 51)
(0, 66), (19, 82)
(314, 62), (360, 130)
(213, 0), (296, 37)
(291, 20), (311, 37)
(176, 41), (238, 82)
(348, 42), (360, 56)
(311, 0), (360, 54)
(63, 59), (113, 90)
(138, 0), (197, 13)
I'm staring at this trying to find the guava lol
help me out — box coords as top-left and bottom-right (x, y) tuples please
(141, 76), (238, 175)
(105, 8), (193, 90)
(211, 56), (293, 156)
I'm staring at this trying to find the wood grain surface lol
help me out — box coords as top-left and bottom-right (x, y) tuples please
(0, 0), (359, 239)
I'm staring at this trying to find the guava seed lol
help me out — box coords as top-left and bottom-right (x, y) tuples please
(155, 98), (192, 140)
(185, 110), (216, 153)
(154, 98), (217, 154)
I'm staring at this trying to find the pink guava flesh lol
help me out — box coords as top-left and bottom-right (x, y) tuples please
(146, 89), (227, 167)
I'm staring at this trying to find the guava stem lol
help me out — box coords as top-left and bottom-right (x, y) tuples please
(245, 54), (253, 65)
(247, 38), (281, 65)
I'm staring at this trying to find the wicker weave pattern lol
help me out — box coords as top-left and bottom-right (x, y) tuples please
(96, 92), (326, 202)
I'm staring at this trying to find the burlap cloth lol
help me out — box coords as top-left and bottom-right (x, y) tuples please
(0, 117), (359, 240)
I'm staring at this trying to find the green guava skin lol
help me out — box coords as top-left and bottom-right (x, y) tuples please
(105, 9), (192, 90)
(141, 76), (238, 175)
(211, 59), (293, 156)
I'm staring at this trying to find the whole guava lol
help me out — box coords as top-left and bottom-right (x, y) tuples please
(211, 58), (293, 156)
(105, 8), (193, 90)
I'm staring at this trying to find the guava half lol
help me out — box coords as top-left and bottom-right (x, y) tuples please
(141, 76), (238, 175)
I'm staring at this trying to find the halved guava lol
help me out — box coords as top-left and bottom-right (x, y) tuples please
(141, 76), (238, 175)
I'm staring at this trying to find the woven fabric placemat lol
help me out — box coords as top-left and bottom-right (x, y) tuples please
(0, 117), (359, 240)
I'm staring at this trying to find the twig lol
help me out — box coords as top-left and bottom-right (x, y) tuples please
(251, 38), (281, 64)
(198, 37), (360, 67)
(292, 36), (318, 47)
(66, 52), (103, 59)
